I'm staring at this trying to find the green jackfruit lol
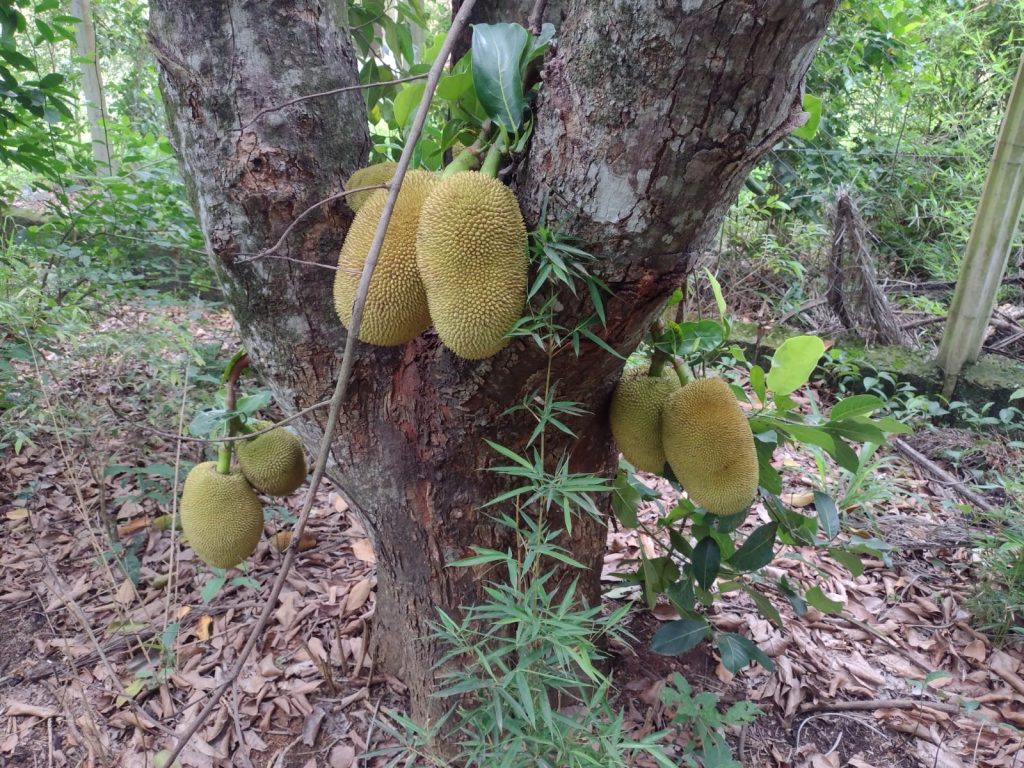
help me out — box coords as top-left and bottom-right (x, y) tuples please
(662, 377), (758, 516)
(180, 462), (264, 569)
(334, 169), (435, 346)
(416, 171), (528, 360)
(609, 366), (681, 473)
(237, 421), (307, 496)
(345, 162), (397, 212)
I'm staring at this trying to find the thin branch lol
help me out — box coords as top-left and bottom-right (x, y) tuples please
(528, 0), (548, 35)
(242, 74), (428, 129)
(161, 2), (482, 761)
(233, 183), (385, 265)
(106, 397), (333, 444)
(892, 437), (995, 512)
(800, 698), (961, 715)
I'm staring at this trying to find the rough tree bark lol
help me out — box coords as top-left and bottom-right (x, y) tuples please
(149, 0), (837, 722)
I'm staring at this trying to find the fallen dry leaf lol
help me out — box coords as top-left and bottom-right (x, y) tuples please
(344, 578), (373, 615)
(196, 614), (213, 641)
(349, 538), (375, 564)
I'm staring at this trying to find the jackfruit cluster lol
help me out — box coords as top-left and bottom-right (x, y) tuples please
(661, 377), (759, 516)
(416, 171), (528, 359)
(236, 421), (308, 496)
(180, 461), (265, 569)
(609, 365), (681, 474)
(345, 162), (397, 213)
(334, 169), (435, 346)
(334, 163), (529, 360)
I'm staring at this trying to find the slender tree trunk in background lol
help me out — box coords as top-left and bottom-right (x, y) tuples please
(70, 0), (113, 174)
(148, 0), (837, 722)
(937, 51), (1024, 396)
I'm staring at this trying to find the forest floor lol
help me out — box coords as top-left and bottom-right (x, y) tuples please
(1, 299), (1022, 768)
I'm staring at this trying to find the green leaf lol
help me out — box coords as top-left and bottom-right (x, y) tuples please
(666, 578), (696, 614)
(826, 420), (888, 446)
(814, 492), (840, 542)
(235, 391), (272, 416)
(765, 495), (817, 546)
(692, 536), (721, 590)
(827, 547), (865, 578)
(743, 585), (783, 627)
(766, 335), (825, 396)
(392, 81), (426, 127)
(778, 576), (807, 615)
(781, 422), (836, 453)
(642, 556), (679, 603)
(436, 71), (473, 100)
(200, 575), (226, 603)
(670, 319), (726, 355)
(471, 23), (529, 133)
(716, 632), (774, 673)
(650, 618), (709, 656)
(611, 471), (639, 528)
(728, 523), (778, 572)
(750, 364), (766, 404)
(830, 394), (885, 421)
(189, 408), (229, 437)
(1011, 387), (1024, 401)
(792, 93), (822, 140)
(805, 586), (844, 614)
(704, 268), (728, 320)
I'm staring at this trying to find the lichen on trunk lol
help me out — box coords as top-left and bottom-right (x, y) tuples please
(148, 0), (838, 723)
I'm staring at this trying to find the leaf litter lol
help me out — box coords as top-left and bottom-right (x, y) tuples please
(0, 299), (1021, 766)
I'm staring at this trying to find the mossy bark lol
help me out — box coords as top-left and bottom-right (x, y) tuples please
(149, 0), (837, 723)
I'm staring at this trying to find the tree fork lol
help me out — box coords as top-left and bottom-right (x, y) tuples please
(149, 0), (839, 726)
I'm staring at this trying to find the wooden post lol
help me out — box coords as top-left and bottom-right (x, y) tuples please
(70, 0), (114, 175)
(937, 52), (1024, 396)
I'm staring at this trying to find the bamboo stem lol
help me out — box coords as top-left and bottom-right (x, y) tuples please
(937, 51), (1024, 395)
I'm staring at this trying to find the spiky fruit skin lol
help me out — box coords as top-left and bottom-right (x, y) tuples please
(334, 169), (435, 346)
(180, 462), (264, 569)
(609, 366), (681, 473)
(236, 421), (307, 496)
(345, 162), (397, 212)
(662, 378), (759, 516)
(416, 171), (528, 360)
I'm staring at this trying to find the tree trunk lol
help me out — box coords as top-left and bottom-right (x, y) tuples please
(148, 0), (837, 723)
(70, 0), (113, 174)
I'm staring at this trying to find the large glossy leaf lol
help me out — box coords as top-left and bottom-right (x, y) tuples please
(729, 523), (778, 572)
(650, 618), (709, 656)
(692, 536), (721, 590)
(814, 491), (840, 542)
(471, 23), (529, 132)
(716, 632), (775, 673)
(766, 335), (825, 396)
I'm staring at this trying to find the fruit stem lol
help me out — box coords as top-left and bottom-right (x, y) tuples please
(216, 352), (250, 475)
(671, 357), (693, 387)
(648, 351), (669, 377)
(441, 144), (480, 177)
(216, 444), (232, 475)
(220, 348), (250, 384)
(480, 129), (507, 178)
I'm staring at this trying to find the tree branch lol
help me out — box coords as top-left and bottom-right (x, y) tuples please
(234, 184), (386, 264)
(241, 74), (428, 129)
(527, 0), (547, 34)
(161, 1), (482, 760)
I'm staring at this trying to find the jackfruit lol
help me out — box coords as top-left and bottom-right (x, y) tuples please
(609, 366), (681, 473)
(180, 462), (264, 569)
(662, 377), (758, 516)
(236, 421), (307, 496)
(416, 171), (528, 359)
(345, 162), (397, 212)
(334, 169), (435, 346)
